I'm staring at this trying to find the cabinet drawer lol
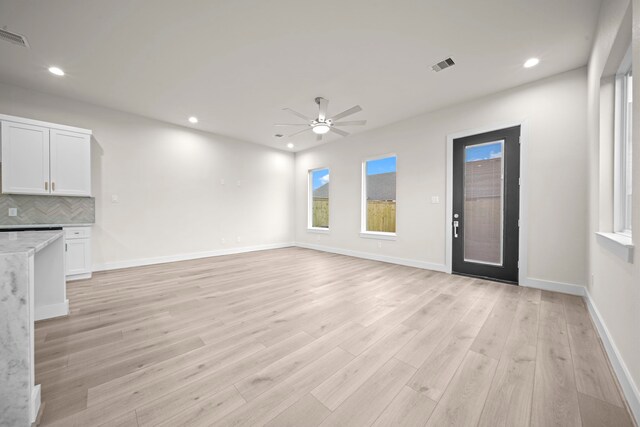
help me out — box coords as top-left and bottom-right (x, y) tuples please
(64, 226), (91, 239)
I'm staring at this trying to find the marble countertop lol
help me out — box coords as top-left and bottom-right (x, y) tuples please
(0, 230), (64, 256)
(0, 223), (93, 230)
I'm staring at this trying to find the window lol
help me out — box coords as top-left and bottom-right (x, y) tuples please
(362, 155), (397, 235)
(615, 49), (633, 236)
(309, 168), (330, 229)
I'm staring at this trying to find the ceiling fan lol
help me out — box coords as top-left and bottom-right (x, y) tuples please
(275, 97), (367, 141)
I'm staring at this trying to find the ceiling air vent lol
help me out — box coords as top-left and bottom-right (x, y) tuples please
(431, 57), (455, 72)
(0, 28), (30, 48)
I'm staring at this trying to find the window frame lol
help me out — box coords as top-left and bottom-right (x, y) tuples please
(614, 46), (632, 237)
(307, 167), (330, 232)
(360, 153), (398, 239)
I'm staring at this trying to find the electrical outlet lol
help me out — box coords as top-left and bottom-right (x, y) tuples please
(378, 241), (382, 248)
(220, 179), (225, 185)
(8, 208), (17, 217)
(237, 236), (241, 243)
(221, 238), (226, 244)
(111, 194), (119, 203)
(431, 196), (440, 204)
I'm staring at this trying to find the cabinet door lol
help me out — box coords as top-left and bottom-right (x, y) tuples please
(50, 129), (91, 196)
(65, 239), (91, 276)
(1, 121), (50, 194)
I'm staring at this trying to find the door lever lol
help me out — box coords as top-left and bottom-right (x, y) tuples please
(453, 220), (459, 238)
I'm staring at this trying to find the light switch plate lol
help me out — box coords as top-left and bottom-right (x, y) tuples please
(8, 208), (17, 217)
(431, 196), (440, 204)
(111, 194), (119, 203)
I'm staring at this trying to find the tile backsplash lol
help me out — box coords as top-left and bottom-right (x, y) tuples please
(0, 194), (95, 226)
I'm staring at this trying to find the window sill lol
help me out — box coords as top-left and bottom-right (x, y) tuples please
(360, 231), (397, 241)
(596, 232), (634, 263)
(307, 228), (330, 234)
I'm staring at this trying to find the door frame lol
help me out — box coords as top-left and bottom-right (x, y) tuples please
(445, 120), (529, 284)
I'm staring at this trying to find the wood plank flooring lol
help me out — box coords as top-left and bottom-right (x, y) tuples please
(34, 247), (634, 426)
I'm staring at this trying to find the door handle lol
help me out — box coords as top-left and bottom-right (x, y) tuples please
(45, 181), (48, 191)
(453, 221), (459, 238)
(52, 182), (55, 192)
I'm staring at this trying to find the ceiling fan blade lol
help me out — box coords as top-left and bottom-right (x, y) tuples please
(288, 127), (313, 137)
(274, 123), (309, 126)
(330, 105), (362, 121)
(330, 127), (349, 137)
(317, 97), (329, 121)
(283, 108), (311, 121)
(316, 134), (323, 142)
(333, 120), (367, 126)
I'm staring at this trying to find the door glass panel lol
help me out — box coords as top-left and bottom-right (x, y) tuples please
(464, 141), (504, 265)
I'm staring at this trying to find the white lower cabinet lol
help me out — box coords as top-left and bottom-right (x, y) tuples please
(64, 226), (92, 280)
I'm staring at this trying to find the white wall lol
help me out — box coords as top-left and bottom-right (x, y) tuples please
(296, 68), (588, 287)
(0, 82), (295, 269)
(587, 0), (640, 419)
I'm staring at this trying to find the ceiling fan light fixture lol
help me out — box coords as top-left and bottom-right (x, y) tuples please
(312, 123), (331, 134)
(48, 66), (65, 76)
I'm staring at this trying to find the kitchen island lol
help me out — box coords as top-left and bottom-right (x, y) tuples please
(0, 230), (66, 426)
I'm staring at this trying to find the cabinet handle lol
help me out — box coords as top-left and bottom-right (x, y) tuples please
(45, 182), (48, 191)
(52, 182), (55, 192)
(65, 243), (67, 252)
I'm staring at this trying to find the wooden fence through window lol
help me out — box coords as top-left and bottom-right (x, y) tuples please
(312, 199), (396, 232)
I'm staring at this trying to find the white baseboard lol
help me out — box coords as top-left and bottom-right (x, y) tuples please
(92, 242), (295, 272)
(295, 242), (448, 273)
(520, 277), (586, 296)
(67, 272), (92, 281)
(35, 299), (69, 321)
(585, 289), (640, 424)
(30, 384), (40, 423)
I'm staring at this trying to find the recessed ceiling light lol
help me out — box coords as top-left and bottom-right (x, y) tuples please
(48, 66), (64, 76)
(188, 116), (198, 124)
(287, 143), (294, 149)
(523, 58), (540, 68)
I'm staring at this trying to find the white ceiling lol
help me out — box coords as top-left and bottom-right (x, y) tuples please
(0, 0), (601, 152)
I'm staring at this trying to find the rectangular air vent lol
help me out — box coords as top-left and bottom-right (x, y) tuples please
(0, 28), (30, 48)
(431, 57), (455, 72)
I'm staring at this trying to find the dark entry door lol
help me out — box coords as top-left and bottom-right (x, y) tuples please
(452, 126), (520, 283)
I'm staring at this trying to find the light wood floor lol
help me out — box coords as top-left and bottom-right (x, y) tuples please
(34, 247), (634, 427)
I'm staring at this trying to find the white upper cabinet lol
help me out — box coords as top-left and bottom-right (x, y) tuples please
(0, 115), (92, 197)
(1, 121), (50, 195)
(50, 129), (91, 196)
